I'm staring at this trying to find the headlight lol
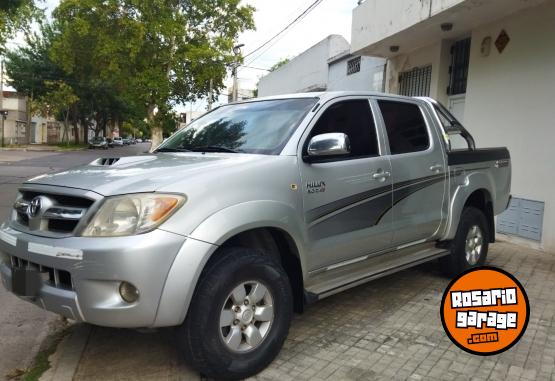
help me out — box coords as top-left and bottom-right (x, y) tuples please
(82, 193), (185, 237)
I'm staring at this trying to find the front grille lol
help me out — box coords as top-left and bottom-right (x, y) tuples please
(20, 191), (94, 208)
(10, 255), (73, 290)
(12, 189), (97, 236)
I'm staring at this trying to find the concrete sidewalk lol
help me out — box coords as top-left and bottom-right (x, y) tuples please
(44, 241), (554, 381)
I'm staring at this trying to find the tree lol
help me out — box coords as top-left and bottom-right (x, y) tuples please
(270, 58), (290, 72)
(36, 80), (79, 144)
(5, 23), (67, 144)
(51, 0), (255, 147)
(0, 0), (41, 53)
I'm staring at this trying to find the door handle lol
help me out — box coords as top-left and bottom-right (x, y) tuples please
(429, 164), (443, 173)
(372, 171), (391, 181)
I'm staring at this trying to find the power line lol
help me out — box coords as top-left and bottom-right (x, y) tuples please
(240, 65), (270, 72)
(242, 0), (324, 61)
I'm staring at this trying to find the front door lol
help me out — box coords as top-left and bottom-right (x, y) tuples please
(376, 98), (447, 247)
(299, 98), (393, 271)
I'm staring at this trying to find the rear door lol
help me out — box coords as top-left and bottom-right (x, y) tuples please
(375, 98), (447, 246)
(299, 97), (393, 271)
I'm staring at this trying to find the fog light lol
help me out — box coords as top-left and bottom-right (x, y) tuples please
(119, 281), (139, 303)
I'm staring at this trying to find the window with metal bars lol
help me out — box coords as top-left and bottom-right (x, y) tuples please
(448, 38), (471, 95)
(347, 56), (361, 75)
(398, 65), (432, 97)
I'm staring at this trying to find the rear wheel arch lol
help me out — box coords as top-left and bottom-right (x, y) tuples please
(463, 189), (495, 243)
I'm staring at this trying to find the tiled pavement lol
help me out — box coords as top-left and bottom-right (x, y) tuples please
(74, 241), (555, 380)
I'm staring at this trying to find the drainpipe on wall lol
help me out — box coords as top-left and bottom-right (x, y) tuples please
(382, 60), (388, 93)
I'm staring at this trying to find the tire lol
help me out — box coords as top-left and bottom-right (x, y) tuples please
(178, 247), (293, 380)
(441, 207), (489, 276)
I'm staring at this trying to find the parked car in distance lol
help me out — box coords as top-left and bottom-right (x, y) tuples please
(88, 136), (108, 150)
(112, 137), (124, 146)
(136, 138), (143, 143)
(0, 92), (511, 380)
(122, 137), (131, 145)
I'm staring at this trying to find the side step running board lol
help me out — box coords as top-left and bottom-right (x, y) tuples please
(306, 250), (450, 302)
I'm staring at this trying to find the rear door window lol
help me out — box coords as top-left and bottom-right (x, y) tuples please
(378, 100), (430, 155)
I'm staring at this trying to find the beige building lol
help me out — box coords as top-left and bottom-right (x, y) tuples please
(351, 0), (554, 251)
(0, 91), (28, 145)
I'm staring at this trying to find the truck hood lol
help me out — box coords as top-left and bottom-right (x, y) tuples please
(26, 153), (265, 196)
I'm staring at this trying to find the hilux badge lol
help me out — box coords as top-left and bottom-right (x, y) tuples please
(306, 180), (326, 194)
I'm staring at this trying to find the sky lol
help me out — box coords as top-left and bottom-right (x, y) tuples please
(196, 0), (358, 112)
(11, 0), (359, 113)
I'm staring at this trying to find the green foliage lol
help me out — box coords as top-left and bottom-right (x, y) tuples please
(38, 80), (79, 117)
(270, 58), (290, 72)
(0, 0), (41, 53)
(5, 0), (255, 143)
(5, 24), (63, 99)
(50, 0), (255, 142)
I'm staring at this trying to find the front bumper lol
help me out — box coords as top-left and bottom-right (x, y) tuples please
(0, 224), (187, 327)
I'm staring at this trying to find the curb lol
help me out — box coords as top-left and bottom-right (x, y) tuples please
(0, 146), (87, 152)
(40, 324), (92, 381)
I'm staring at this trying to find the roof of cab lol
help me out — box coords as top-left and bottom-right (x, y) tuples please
(234, 91), (422, 105)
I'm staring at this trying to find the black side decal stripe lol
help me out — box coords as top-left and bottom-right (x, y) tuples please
(374, 176), (445, 226)
(307, 173), (445, 224)
(307, 174), (446, 240)
(447, 147), (510, 166)
(306, 184), (392, 223)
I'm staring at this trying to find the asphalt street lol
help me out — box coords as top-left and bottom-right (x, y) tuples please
(0, 143), (150, 379)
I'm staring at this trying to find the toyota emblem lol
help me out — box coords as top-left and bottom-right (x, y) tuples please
(27, 197), (42, 218)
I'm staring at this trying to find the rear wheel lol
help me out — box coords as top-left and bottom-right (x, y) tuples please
(441, 207), (489, 276)
(178, 247), (293, 380)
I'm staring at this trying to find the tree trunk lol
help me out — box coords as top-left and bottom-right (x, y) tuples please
(26, 93), (32, 145)
(81, 118), (89, 144)
(148, 103), (163, 150)
(71, 106), (79, 144)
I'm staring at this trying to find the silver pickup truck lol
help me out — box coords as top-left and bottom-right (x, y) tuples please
(0, 92), (510, 379)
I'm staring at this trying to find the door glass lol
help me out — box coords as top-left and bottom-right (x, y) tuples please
(309, 100), (378, 158)
(378, 100), (429, 155)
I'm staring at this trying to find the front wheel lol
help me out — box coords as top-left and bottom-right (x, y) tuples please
(178, 247), (293, 380)
(441, 207), (489, 276)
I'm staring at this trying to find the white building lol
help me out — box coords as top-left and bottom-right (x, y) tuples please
(258, 35), (385, 97)
(352, 0), (554, 251)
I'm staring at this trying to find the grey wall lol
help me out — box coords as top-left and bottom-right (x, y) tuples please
(327, 56), (386, 92)
(258, 35), (350, 97)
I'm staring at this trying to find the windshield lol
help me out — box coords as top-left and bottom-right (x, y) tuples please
(157, 98), (317, 155)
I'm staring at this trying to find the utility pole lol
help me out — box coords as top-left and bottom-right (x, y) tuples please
(208, 78), (213, 110)
(0, 58), (4, 148)
(232, 44), (244, 103)
(232, 65), (238, 102)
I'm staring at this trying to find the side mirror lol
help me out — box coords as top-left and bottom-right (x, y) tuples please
(305, 133), (351, 162)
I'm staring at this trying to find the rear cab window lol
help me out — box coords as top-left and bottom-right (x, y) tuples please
(377, 100), (430, 155)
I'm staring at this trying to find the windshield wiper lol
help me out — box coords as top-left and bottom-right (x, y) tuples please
(154, 147), (191, 153)
(190, 146), (241, 153)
